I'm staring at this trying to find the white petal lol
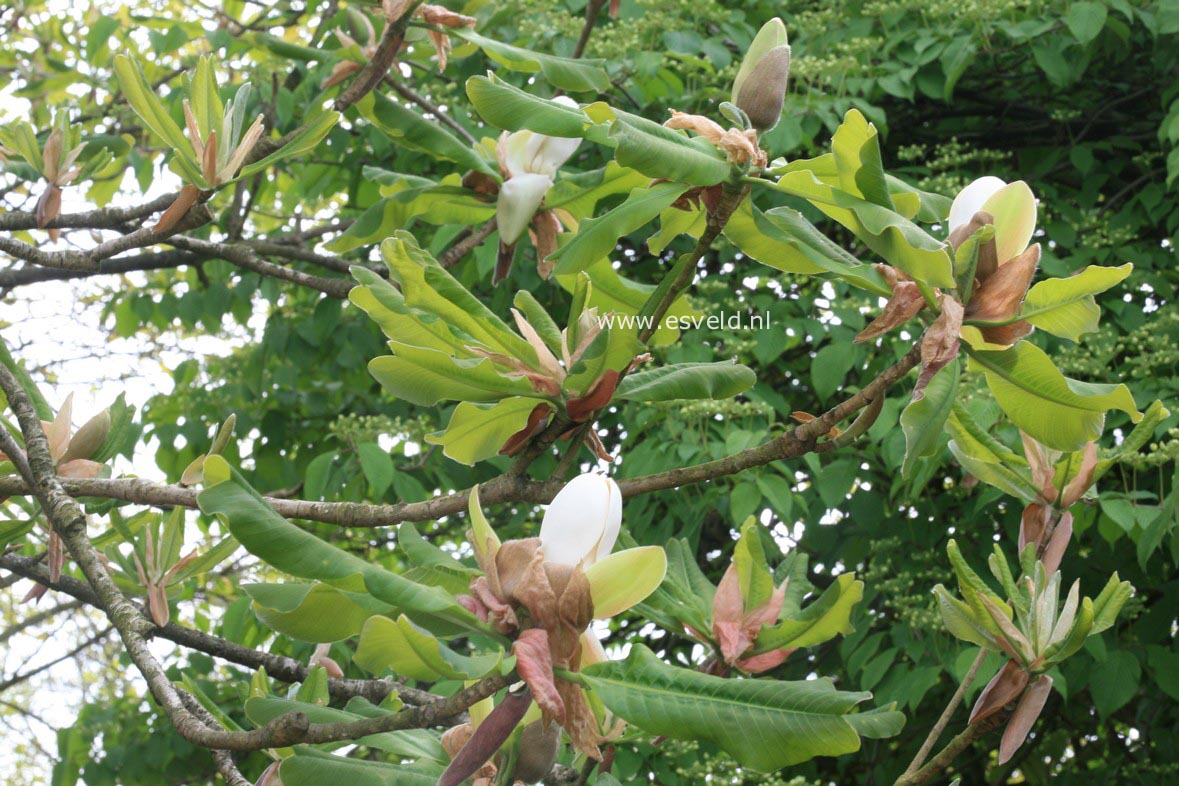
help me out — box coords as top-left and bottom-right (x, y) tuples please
(539, 473), (623, 566)
(948, 176), (1007, 233)
(527, 135), (580, 176)
(499, 130), (535, 179)
(496, 173), (552, 244)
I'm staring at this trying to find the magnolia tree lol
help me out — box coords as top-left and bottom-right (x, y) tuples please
(0, 3), (1168, 786)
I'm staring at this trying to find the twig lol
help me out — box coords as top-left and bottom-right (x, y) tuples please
(572, 0), (607, 59)
(894, 710), (1010, 786)
(439, 218), (497, 268)
(898, 648), (988, 780)
(333, 8), (416, 112)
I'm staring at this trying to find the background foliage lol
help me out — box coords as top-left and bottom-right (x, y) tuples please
(1, 0), (1176, 784)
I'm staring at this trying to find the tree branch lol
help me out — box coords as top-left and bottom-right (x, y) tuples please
(898, 648), (988, 781)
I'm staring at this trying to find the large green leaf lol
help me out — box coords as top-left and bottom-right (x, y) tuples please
(327, 179), (493, 253)
(723, 201), (890, 295)
(1012, 263), (1132, 341)
(755, 573), (864, 652)
(945, 402), (1038, 501)
(967, 341), (1142, 451)
(546, 162), (653, 222)
(899, 358), (960, 476)
(113, 55), (204, 185)
(280, 749), (441, 786)
(353, 614), (504, 680)
(358, 93), (495, 177)
(196, 456), (485, 636)
(239, 108), (341, 177)
(465, 73), (591, 136)
(555, 257), (699, 346)
(585, 104), (732, 187)
(549, 181), (690, 276)
(769, 169), (954, 288)
(454, 29), (610, 92)
(578, 645), (904, 771)
(830, 109), (894, 209)
(616, 361), (756, 402)
(381, 232), (536, 360)
(369, 344), (537, 407)
(243, 582), (393, 643)
(425, 397), (540, 465)
(350, 267), (471, 355)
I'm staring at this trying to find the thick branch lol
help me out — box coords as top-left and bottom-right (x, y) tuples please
(0, 250), (198, 288)
(333, 10), (412, 112)
(0, 192), (179, 232)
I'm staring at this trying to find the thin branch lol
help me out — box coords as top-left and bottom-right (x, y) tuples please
(0, 599), (84, 647)
(169, 235), (353, 298)
(898, 648), (988, 780)
(0, 357), (510, 751)
(0, 625), (112, 693)
(333, 8), (416, 112)
(439, 218), (497, 268)
(572, 0), (607, 59)
(384, 75), (476, 144)
(894, 710), (1010, 786)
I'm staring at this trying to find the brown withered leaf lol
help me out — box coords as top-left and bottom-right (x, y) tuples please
(566, 370), (620, 422)
(491, 537), (544, 604)
(494, 240), (515, 285)
(514, 628), (566, 724)
(664, 110), (724, 143)
(1019, 502), (1052, 552)
(966, 243), (1041, 323)
(461, 170), (500, 197)
(556, 678), (603, 760)
(979, 319), (1033, 346)
(499, 403), (554, 457)
(153, 184), (202, 234)
(419, 4), (477, 28)
(855, 281), (925, 344)
(716, 128), (765, 167)
(530, 210), (561, 278)
(584, 428), (614, 463)
(36, 185), (62, 229)
(969, 659), (1029, 724)
(999, 674), (1052, 764)
(915, 296), (964, 399)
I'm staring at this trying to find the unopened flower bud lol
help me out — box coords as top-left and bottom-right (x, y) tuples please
(210, 413), (236, 455)
(511, 720), (560, 784)
(59, 409), (110, 464)
(734, 45), (791, 133)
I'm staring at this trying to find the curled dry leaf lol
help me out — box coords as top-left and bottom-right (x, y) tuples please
(999, 674), (1053, 764)
(969, 659), (1029, 724)
(499, 403), (555, 457)
(513, 628), (566, 725)
(967, 243), (1040, 323)
(855, 280), (925, 344)
(566, 370), (620, 422)
(154, 184), (202, 234)
(915, 295), (964, 399)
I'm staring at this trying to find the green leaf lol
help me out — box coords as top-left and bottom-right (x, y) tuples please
(1011, 264), (1132, 341)
(900, 358), (959, 476)
(1089, 650), (1140, 718)
(353, 614), (503, 680)
(587, 104), (732, 187)
(369, 344), (536, 406)
(555, 258), (699, 346)
(113, 54), (204, 185)
(454, 29), (610, 92)
(967, 341), (1142, 452)
(425, 397), (540, 465)
(356, 442), (394, 498)
(187, 56), (222, 139)
(242, 582), (392, 642)
(280, 749), (441, 786)
(546, 162), (654, 222)
(327, 180), (493, 254)
(933, 585), (997, 649)
(239, 108), (340, 177)
(550, 181), (690, 276)
(1090, 573), (1133, 635)
(946, 401), (1038, 500)
(723, 202), (890, 295)
(616, 361), (756, 402)
(1065, 1), (1109, 43)
(196, 456), (484, 636)
(830, 109), (894, 209)
(465, 74), (590, 136)
(810, 343), (856, 402)
(578, 645), (903, 771)
(755, 573), (864, 652)
(358, 93), (495, 178)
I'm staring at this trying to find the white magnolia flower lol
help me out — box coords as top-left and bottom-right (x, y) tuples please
(538, 472), (622, 567)
(948, 176), (1037, 266)
(496, 100), (581, 245)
